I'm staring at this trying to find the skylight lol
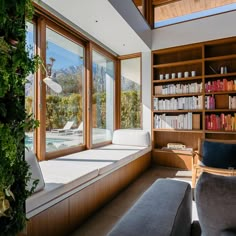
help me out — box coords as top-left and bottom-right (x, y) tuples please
(155, 3), (236, 28)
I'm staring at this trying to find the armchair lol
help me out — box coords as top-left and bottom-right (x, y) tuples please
(192, 138), (236, 188)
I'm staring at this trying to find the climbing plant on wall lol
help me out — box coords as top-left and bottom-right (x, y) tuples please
(0, 0), (39, 235)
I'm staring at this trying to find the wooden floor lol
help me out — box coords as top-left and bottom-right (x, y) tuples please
(69, 165), (193, 236)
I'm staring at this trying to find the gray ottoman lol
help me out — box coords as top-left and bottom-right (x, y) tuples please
(107, 178), (192, 236)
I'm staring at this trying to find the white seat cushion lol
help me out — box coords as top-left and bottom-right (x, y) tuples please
(26, 158), (99, 217)
(25, 150), (45, 193)
(95, 144), (151, 174)
(112, 129), (150, 147)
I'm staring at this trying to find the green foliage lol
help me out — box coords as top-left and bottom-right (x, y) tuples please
(26, 90), (141, 131)
(0, 0), (39, 235)
(92, 92), (106, 128)
(121, 90), (141, 128)
(43, 94), (82, 130)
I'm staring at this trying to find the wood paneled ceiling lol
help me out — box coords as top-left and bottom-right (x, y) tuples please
(154, 0), (236, 21)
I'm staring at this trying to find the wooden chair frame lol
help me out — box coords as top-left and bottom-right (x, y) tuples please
(192, 138), (236, 188)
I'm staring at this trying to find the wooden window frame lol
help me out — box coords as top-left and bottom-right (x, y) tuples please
(90, 43), (118, 149)
(36, 18), (87, 161)
(32, 5), (119, 159)
(118, 53), (143, 130)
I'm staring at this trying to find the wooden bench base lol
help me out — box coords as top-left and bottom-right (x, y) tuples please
(24, 152), (151, 236)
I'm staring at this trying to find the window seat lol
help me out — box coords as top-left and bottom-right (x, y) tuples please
(26, 129), (152, 230)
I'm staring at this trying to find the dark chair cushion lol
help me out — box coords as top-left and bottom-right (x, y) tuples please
(202, 140), (236, 168)
(195, 173), (236, 236)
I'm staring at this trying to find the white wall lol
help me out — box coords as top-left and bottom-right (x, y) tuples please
(109, 0), (152, 49)
(152, 11), (236, 50)
(142, 51), (152, 134)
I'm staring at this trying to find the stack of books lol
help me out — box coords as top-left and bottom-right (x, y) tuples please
(162, 143), (193, 152)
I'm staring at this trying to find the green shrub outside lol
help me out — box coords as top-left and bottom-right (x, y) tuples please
(25, 90), (140, 130)
(121, 90), (141, 128)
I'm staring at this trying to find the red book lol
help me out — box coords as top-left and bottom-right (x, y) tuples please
(212, 81), (217, 92)
(226, 114), (232, 131)
(229, 80), (233, 91)
(212, 114), (216, 130)
(216, 115), (220, 130)
(205, 115), (209, 130)
(223, 78), (227, 91)
(216, 80), (221, 91)
(220, 113), (225, 130)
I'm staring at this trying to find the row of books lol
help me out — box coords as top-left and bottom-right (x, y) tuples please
(154, 83), (202, 95)
(205, 113), (236, 131)
(205, 95), (215, 109)
(154, 113), (193, 129)
(205, 79), (236, 92)
(205, 95), (236, 110)
(153, 96), (203, 110)
(153, 79), (236, 96)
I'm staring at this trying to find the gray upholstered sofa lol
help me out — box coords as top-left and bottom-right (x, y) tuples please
(108, 178), (193, 236)
(108, 173), (236, 236)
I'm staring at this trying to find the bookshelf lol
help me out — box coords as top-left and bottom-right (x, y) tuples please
(152, 37), (236, 170)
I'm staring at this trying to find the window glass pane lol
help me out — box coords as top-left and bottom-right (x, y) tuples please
(46, 28), (84, 152)
(120, 57), (141, 128)
(92, 51), (114, 144)
(25, 22), (35, 151)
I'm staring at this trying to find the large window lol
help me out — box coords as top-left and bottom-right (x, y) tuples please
(120, 57), (141, 129)
(92, 50), (114, 145)
(24, 10), (121, 159)
(45, 28), (85, 152)
(25, 22), (36, 151)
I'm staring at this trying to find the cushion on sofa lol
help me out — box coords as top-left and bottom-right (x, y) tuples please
(25, 150), (45, 193)
(112, 129), (150, 147)
(201, 140), (236, 168)
(195, 172), (236, 236)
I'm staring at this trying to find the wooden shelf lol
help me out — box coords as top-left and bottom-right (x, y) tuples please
(205, 109), (236, 113)
(153, 76), (202, 83)
(205, 72), (236, 78)
(153, 129), (202, 133)
(205, 91), (236, 95)
(153, 109), (202, 113)
(205, 54), (236, 61)
(153, 92), (202, 98)
(153, 148), (193, 155)
(153, 59), (202, 68)
(205, 130), (236, 134)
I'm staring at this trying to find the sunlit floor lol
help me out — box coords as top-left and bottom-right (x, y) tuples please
(69, 165), (196, 236)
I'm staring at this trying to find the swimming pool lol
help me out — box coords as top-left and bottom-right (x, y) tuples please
(25, 136), (71, 149)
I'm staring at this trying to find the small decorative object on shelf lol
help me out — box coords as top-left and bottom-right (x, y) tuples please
(167, 143), (186, 149)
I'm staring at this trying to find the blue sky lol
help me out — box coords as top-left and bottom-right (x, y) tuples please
(26, 30), (83, 70)
(46, 42), (83, 70)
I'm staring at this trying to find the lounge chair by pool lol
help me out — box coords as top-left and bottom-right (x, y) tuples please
(65, 122), (83, 135)
(51, 121), (74, 133)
